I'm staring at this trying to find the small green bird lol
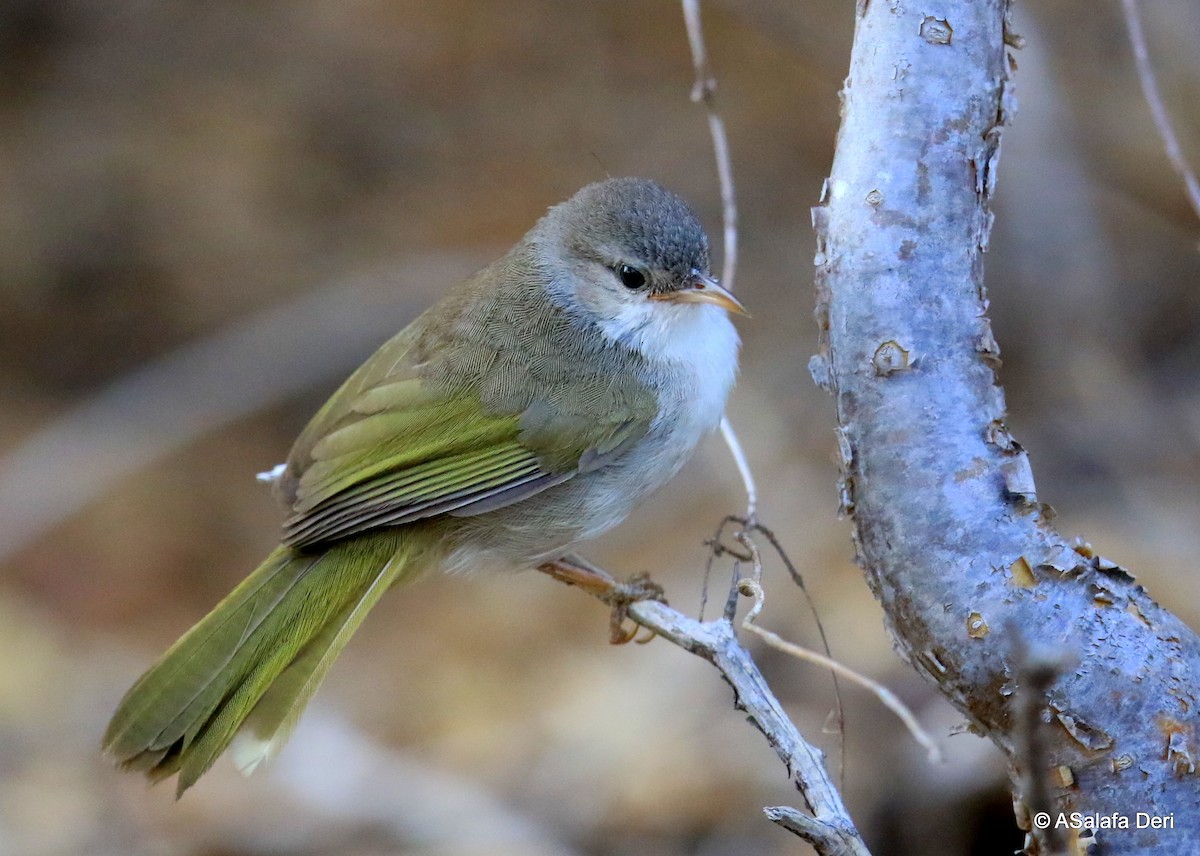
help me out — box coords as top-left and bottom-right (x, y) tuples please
(102, 177), (746, 795)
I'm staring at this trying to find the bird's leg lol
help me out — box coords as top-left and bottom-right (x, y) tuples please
(538, 553), (619, 595)
(538, 554), (667, 645)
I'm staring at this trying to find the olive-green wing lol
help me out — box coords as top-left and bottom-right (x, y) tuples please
(278, 266), (661, 549)
(281, 375), (650, 549)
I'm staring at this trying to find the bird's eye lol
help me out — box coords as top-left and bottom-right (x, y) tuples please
(616, 264), (647, 290)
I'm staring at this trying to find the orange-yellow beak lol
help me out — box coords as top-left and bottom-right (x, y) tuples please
(649, 270), (750, 316)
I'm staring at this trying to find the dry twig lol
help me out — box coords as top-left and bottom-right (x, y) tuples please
(680, 0), (756, 523)
(1119, 0), (1200, 228)
(681, 0), (738, 291)
(1011, 637), (1067, 856)
(537, 557), (872, 856)
(737, 579), (941, 764)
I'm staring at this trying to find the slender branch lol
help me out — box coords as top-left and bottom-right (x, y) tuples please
(738, 577), (941, 763)
(718, 416), (757, 521)
(1119, 0), (1200, 227)
(538, 559), (873, 856)
(680, 0), (757, 524)
(631, 602), (870, 856)
(681, 0), (738, 291)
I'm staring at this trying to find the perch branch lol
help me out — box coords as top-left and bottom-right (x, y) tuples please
(538, 558), (872, 856)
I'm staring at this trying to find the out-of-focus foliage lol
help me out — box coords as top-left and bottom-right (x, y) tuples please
(1, 2), (1197, 854)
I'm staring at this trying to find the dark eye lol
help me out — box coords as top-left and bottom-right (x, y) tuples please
(616, 264), (647, 290)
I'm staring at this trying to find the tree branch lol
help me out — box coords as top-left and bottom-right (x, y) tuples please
(811, 1), (1200, 852)
(538, 559), (872, 856)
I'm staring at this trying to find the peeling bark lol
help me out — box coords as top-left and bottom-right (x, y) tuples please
(812, 1), (1200, 852)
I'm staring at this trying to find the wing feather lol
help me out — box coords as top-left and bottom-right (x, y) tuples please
(277, 267), (660, 550)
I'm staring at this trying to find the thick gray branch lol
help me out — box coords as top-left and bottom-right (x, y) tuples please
(811, 2), (1200, 853)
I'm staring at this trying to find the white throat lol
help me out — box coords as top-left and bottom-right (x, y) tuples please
(595, 299), (740, 433)
(599, 299), (735, 363)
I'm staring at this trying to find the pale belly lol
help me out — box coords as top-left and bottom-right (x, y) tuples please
(439, 406), (712, 574)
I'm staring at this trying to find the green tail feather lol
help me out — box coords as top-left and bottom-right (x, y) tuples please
(102, 531), (420, 796)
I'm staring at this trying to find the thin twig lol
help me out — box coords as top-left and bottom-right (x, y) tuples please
(680, 0), (755, 524)
(681, 0), (738, 291)
(709, 516), (847, 769)
(700, 513), (745, 621)
(702, 513), (851, 796)
(719, 416), (757, 522)
(537, 559), (873, 856)
(738, 577), (942, 764)
(1012, 635), (1067, 856)
(732, 526), (931, 762)
(1119, 0), (1200, 227)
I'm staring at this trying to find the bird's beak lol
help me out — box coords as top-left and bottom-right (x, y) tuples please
(650, 270), (750, 316)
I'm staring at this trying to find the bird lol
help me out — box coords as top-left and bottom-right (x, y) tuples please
(102, 176), (746, 796)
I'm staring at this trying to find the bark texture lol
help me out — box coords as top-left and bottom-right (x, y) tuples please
(811, 2), (1200, 852)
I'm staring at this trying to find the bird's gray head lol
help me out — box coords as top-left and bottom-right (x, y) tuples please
(554, 177), (711, 283)
(529, 178), (746, 329)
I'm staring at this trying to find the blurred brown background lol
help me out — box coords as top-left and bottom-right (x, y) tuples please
(1, 2), (1198, 855)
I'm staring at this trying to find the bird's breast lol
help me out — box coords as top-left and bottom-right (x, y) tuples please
(439, 297), (739, 573)
(532, 304), (740, 543)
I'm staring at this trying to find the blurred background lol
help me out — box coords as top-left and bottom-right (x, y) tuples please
(1, 1), (1198, 854)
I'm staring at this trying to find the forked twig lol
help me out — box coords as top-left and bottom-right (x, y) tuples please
(706, 517), (848, 767)
(716, 523), (937, 761)
(537, 557), (872, 856)
(738, 576), (942, 764)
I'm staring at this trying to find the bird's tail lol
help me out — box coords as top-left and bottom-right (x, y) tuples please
(102, 531), (418, 796)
